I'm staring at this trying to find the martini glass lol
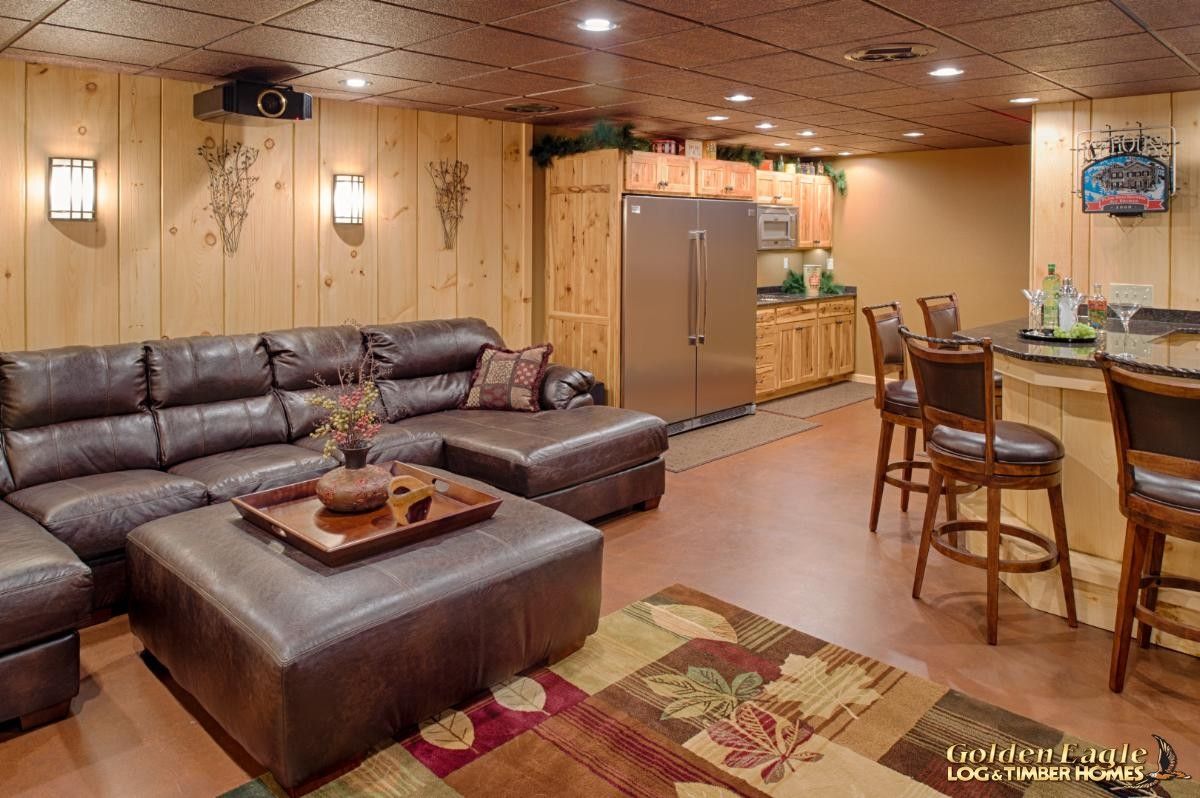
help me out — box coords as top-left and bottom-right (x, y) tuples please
(1021, 288), (1045, 331)
(1110, 286), (1142, 353)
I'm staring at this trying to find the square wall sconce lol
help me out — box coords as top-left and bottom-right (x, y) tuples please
(47, 157), (97, 221)
(332, 174), (365, 224)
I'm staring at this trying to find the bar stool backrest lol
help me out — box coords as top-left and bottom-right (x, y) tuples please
(917, 293), (961, 340)
(861, 301), (906, 411)
(1096, 352), (1200, 522)
(902, 328), (997, 468)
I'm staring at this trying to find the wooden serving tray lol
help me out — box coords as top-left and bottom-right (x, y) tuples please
(231, 462), (502, 567)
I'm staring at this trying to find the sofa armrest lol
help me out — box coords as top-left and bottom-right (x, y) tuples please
(540, 364), (595, 410)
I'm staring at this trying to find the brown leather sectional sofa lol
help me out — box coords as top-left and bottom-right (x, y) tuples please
(0, 318), (667, 733)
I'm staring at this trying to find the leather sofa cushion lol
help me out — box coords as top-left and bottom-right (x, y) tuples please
(3, 414), (160, 491)
(1132, 468), (1200, 512)
(147, 334), (273, 406)
(0, 343), (148, 430)
(263, 326), (366, 438)
(294, 424), (443, 467)
(884, 379), (920, 418)
(929, 421), (1064, 465)
(154, 397), (289, 468)
(0, 502), (92, 652)
(6, 471), (208, 561)
(168, 444), (333, 503)
(399, 406), (669, 497)
(0, 438), (13, 496)
(541, 364), (595, 411)
(376, 372), (472, 423)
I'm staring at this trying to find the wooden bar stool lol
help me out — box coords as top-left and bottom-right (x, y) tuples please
(902, 328), (1077, 645)
(862, 302), (971, 532)
(916, 293), (1003, 419)
(1097, 352), (1200, 692)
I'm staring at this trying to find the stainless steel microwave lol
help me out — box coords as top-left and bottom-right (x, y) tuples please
(757, 204), (798, 250)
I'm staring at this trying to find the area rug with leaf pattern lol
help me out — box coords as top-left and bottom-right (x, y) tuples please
(226, 585), (1191, 797)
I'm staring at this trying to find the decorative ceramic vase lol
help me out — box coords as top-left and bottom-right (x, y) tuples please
(315, 446), (391, 513)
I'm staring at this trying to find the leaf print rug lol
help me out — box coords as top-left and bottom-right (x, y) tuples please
(224, 585), (1197, 798)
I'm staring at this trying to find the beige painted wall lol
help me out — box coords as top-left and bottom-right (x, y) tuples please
(756, 249), (829, 288)
(1030, 91), (1200, 308)
(830, 145), (1031, 376)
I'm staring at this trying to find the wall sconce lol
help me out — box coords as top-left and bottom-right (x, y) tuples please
(47, 157), (97, 221)
(332, 174), (365, 224)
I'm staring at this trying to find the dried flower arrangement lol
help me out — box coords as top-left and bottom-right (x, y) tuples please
(306, 348), (383, 458)
(199, 141), (260, 254)
(427, 159), (470, 249)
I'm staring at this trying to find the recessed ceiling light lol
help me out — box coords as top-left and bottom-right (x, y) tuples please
(774, 142), (790, 147)
(798, 130), (815, 137)
(902, 131), (925, 137)
(755, 121), (776, 129)
(809, 146), (824, 151)
(838, 151), (852, 156)
(725, 93), (754, 102)
(577, 17), (617, 31)
(928, 67), (963, 77)
(706, 114), (729, 121)
(1010, 96), (1039, 104)
(340, 77), (370, 88)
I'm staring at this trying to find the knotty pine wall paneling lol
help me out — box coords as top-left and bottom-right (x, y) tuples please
(0, 63), (534, 351)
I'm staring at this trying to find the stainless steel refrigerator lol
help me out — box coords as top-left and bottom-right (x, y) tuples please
(622, 196), (757, 433)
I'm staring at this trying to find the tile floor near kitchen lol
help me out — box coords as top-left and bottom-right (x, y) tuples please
(1, 399), (1196, 796)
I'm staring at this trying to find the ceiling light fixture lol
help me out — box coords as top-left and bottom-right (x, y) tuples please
(1010, 96), (1039, 104)
(577, 18), (617, 31)
(725, 93), (754, 102)
(706, 114), (729, 121)
(798, 130), (814, 137)
(838, 151), (852, 156)
(809, 146), (823, 151)
(928, 67), (963, 77)
(774, 142), (790, 147)
(902, 131), (925, 137)
(754, 122), (775, 129)
(340, 77), (371, 89)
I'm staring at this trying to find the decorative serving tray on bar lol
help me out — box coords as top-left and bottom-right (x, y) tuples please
(231, 462), (502, 567)
(1017, 328), (1098, 344)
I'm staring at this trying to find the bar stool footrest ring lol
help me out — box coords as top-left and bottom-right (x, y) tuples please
(930, 519), (1059, 574)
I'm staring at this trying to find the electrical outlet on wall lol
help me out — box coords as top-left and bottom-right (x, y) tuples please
(783, 256), (790, 271)
(1110, 283), (1154, 307)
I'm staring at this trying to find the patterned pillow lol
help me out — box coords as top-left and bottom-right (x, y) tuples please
(461, 343), (554, 412)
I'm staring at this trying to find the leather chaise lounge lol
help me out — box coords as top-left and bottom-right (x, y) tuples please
(0, 318), (667, 743)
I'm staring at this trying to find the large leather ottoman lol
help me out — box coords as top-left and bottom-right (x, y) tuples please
(126, 472), (603, 789)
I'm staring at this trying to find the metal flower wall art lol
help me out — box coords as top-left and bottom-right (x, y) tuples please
(427, 159), (470, 249)
(199, 141), (261, 254)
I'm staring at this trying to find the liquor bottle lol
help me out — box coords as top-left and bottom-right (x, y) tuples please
(1041, 264), (1060, 328)
(1088, 283), (1108, 330)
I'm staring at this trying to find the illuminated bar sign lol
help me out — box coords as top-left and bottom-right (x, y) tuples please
(1075, 125), (1176, 216)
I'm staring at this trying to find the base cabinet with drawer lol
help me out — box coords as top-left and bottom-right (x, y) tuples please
(756, 296), (855, 401)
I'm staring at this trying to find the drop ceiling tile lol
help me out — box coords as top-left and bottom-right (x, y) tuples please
(341, 49), (492, 81)
(0, 1), (57, 20)
(605, 27), (780, 68)
(408, 26), (583, 68)
(748, 97), (848, 117)
(605, 69), (797, 106)
(724, 119), (840, 137)
(0, 15), (24, 37)
(796, 69), (907, 97)
(871, 99), (983, 117)
(522, 50), (674, 82)
(291, 85), (364, 101)
(697, 51), (843, 84)
(1080, 75), (1200, 99)
(1042, 57), (1196, 89)
(3, 45), (146, 72)
(1119, 0), (1200, 30)
(160, 48), (318, 80)
(142, 0), (309, 22)
(45, 0), (245, 46)
(912, 132), (1004, 147)
(932, 73), (1063, 100)
(658, 106), (761, 124)
(873, 0), (1091, 27)
(870, 54), (1022, 86)
(795, 109), (890, 125)
(540, 106), (625, 125)
(360, 95), (455, 111)
(385, 83), (513, 106)
(801, 29), (980, 70)
(834, 117), (928, 134)
(1155, 25), (1200, 56)
(139, 66), (223, 82)
(914, 110), (1024, 127)
(297, 68), (425, 94)
(719, 0), (922, 51)
(269, 0), (472, 48)
(453, 105), (534, 122)
(934, 120), (1031, 140)
(450, 68), (586, 96)
(942, 2), (1141, 52)
(14, 24), (190, 66)
(835, 85), (943, 107)
(604, 96), (720, 117)
(469, 96), (587, 115)
(965, 89), (1088, 109)
(1000, 34), (1172, 73)
(628, 0), (822, 24)
(496, 0), (695, 47)
(532, 84), (655, 107)
(402, 0), (567, 23)
(865, 139), (932, 151)
(210, 26), (387, 67)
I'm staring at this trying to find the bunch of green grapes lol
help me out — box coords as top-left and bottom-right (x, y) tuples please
(1052, 322), (1097, 340)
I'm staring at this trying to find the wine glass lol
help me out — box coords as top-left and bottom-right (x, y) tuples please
(1021, 288), (1045, 331)
(1110, 286), (1142, 335)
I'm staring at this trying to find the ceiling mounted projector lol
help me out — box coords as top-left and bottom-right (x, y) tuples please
(193, 81), (312, 122)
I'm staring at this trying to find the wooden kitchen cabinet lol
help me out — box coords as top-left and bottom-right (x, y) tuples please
(795, 175), (834, 248)
(817, 315), (855, 378)
(755, 296), (854, 401)
(624, 151), (694, 195)
(755, 171), (796, 205)
(697, 159), (755, 199)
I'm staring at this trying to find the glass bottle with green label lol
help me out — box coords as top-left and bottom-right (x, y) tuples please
(1088, 283), (1108, 330)
(1041, 264), (1060, 328)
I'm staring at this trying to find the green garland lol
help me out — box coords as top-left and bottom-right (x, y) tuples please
(529, 121), (651, 167)
(715, 144), (764, 167)
(820, 161), (848, 196)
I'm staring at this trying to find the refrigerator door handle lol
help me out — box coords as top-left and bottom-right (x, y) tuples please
(688, 230), (703, 345)
(697, 231), (709, 344)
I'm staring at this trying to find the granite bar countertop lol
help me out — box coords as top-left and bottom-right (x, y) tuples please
(957, 308), (1200, 370)
(756, 286), (857, 307)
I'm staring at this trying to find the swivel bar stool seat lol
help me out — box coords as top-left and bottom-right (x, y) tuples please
(1097, 352), (1200, 692)
(902, 328), (1077, 645)
(916, 292), (1003, 419)
(862, 302), (972, 532)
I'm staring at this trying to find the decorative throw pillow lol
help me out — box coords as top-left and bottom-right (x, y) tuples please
(461, 343), (554, 412)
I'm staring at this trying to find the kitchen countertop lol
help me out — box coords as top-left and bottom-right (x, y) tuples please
(957, 309), (1200, 370)
(756, 286), (857, 307)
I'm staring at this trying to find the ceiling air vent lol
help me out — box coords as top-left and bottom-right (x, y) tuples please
(844, 43), (936, 63)
(503, 102), (560, 114)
